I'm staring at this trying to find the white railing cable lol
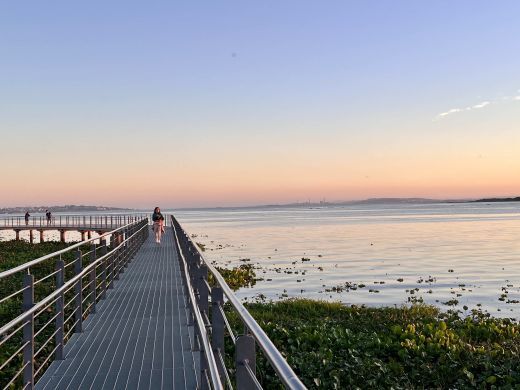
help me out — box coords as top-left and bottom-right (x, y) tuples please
(0, 216), (147, 279)
(0, 221), (148, 338)
(171, 216), (307, 390)
(172, 220), (224, 390)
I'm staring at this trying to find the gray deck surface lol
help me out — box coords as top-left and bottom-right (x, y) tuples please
(36, 227), (199, 390)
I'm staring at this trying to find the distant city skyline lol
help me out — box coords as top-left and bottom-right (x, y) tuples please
(1, 1), (519, 208)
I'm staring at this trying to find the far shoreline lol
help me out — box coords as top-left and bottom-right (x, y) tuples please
(2, 197), (519, 214)
(173, 196), (520, 211)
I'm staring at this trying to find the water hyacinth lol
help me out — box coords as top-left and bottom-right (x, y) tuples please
(225, 299), (520, 389)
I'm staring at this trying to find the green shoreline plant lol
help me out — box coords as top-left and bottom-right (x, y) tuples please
(0, 240), (89, 388)
(225, 299), (520, 389)
(3, 241), (520, 389)
(210, 264), (520, 388)
(211, 263), (259, 291)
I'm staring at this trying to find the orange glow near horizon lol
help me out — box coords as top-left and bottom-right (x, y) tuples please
(2, 92), (519, 209)
(2, 143), (519, 208)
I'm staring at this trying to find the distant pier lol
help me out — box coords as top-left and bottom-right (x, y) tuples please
(0, 214), (144, 243)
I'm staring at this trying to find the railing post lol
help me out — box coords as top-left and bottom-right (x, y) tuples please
(89, 243), (97, 314)
(199, 264), (209, 315)
(143, 220), (148, 242)
(182, 236), (196, 323)
(192, 318), (200, 352)
(188, 250), (197, 289)
(22, 274), (35, 389)
(195, 263), (209, 354)
(236, 334), (256, 390)
(55, 260), (65, 359)
(200, 334), (209, 390)
(186, 296), (195, 327)
(108, 248), (114, 290)
(211, 287), (225, 381)
(127, 228), (134, 260)
(100, 239), (108, 299)
(114, 241), (123, 280)
(123, 228), (130, 267)
(177, 232), (195, 330)
(74, 250), (83, 332)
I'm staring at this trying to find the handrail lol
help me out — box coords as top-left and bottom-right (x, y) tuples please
(207, 260), (306, 389)
(170, 215), (306, 390)
(0, 213), (148, 231)
(0, 217), (149, 389)
(0, 213), (148, 221)
(0, 222), (147, 336)
(172, 221), (224, 390)
(0, 216), (147, 279)
(3, 225), (140, 333)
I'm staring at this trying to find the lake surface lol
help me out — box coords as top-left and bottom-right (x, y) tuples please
(174, 203), (520, 319)
(1, 203), (519, 318)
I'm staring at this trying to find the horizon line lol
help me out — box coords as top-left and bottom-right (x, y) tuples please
(3, 195), (520, 213)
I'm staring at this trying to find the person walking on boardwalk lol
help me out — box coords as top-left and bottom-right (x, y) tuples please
(24, 211), (30, 225)
(152, 206), (165, 243)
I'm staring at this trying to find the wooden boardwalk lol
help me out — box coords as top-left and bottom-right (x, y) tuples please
(36, 227), (199, 390)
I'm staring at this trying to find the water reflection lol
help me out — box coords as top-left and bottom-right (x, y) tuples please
(175, 203), (520, 318)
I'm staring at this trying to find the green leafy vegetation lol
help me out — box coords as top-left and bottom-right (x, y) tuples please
(4, 241), (520, 389)
(0, 240), (93, 388)
(210, 263), (259, 291)
(0, 240), (72, 271)
(224, 299), (520, 389)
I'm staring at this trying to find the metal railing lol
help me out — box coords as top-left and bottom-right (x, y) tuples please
(170, 215), (306, 390)
(0, 217), (149, 389)
(0, 214), (145, 230)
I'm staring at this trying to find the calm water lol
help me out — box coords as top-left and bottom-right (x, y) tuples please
(2, 204), (520, 318)
(174, 203), (520, 318)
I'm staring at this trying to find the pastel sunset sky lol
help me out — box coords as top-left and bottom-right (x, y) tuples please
(1, 1), (519, 208)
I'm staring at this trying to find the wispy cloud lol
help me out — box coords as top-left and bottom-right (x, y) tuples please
(435, 91), (519, 120)
(472, 101), (490, 109)
(438, 108), (462, 117)
(437, 101), (490, 119)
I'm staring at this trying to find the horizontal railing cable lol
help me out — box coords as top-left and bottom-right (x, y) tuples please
(0, 287), (28, 306)
(0, 216), (147, 279)
(0, 321), (29, 349)
(172, 221), (224, 390)
(0, 222), (147, 335)
(171, 215), (307, 390)
(204, 262), (306, 389)
(244, 361), (263, 390)
(0, 217), (149, 389)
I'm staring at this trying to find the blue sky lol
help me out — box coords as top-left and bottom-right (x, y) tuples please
(1, 1), (519, 207)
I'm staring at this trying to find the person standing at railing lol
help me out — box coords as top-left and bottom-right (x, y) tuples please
(25, 211), (30, 225)
(152, 207), (165, 243)
(46, 210), (52, 225)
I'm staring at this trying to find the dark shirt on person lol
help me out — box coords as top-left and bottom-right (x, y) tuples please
(152, 212), (164, 222)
